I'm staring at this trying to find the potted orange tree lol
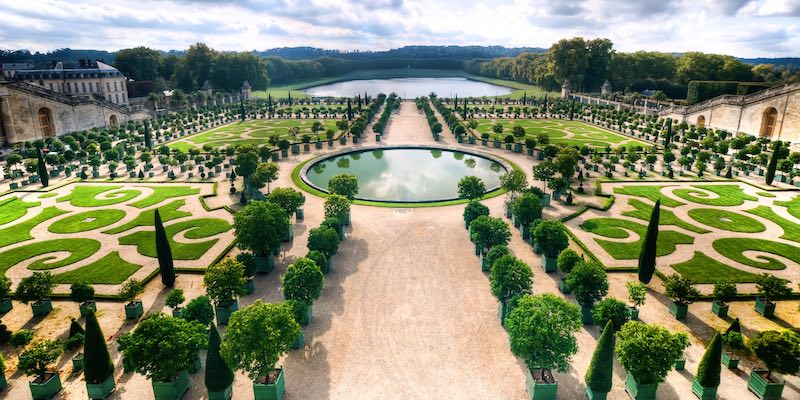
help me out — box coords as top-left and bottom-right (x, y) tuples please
(532, 220), (568, 273)
(746, 329), (800, 400)
(17, 272), (56, 317)
(204, 258), (246, 325)
(233, 201), (289, 274)
(754, 274), (791, 317)
(281, 257), (324, 348)
(616, 321), (688, 400)
(711, 281), (736, 317)
(489, 255), (532, 325)
(625, 281), (646, 320)
(663, 273), (699, 320)
(20, 339), (63, 399)
(566, 261), (608, 325)
(119, 279), (144, 319)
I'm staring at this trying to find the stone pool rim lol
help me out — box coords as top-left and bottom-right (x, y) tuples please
(299, 144), (511, 204)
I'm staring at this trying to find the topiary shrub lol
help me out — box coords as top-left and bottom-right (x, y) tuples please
(69, 282), (95, 304)
(205, 324), (234, 393)
(84, 309), (114, 384)
(557, 248), (582, 274)
(489, 255), (533, 303)
(585, 321), (614, 394)
(616, 321), (689, 385)
(181, 296), (215, 326)
(591, 298), (629, 331)
(695, 332), (722, 388)
(463, 200), (489, 225)
(566, 261), (608, 308)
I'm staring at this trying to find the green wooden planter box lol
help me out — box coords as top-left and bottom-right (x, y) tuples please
(243, 278), (255, 294)
(468, 136), (476, 144)
(271, 153), (279, 162)
(32, 298), (53, 317)
(254, 255), (275, 274)
(86, 374), (116, 399)
(524, 368), (557, 400)
(73, 353), (84, 370)
(125, 300), (144, 319)
(747, 369), (784, 400)
(283, 223), (294, 242)
(668, 302), (688, 320)
(80, 300), (97, 317)
(291, 145), (300, 154)
(541, 255), (558, 273)
(558, 278), (571, 294)
(172, 307), (182, 317)
(754, 297), (775, 317)
(586, 388), (608, 400)
(691, 379), (717, 400)
(315, 141), (323, 149)
(296, 208), (304, 220)
(215, 301), (239, 325)
(581, 306), (594, 325)
(253, 368), (286, 400)
(674, 357), (686, 370)
(711, 301), (728, 317)
(208, 384), (233, 400)
(721, 351), (739, 369)
(29, 373), (62, 400)
(339, 136), (347, 145)
(152, 370), (190, 400)
(498, 300), (511, 326)
(188, 356), (202, 374)
(291, 329), (305, 349)
(480, 254), (491, 272)
(343, 211), (351, 226)
(0, 373), (6, 391)
(280, 149), (289, 157)
(375, 134), (381, 142)
(624, 372), (657, 400)
(493, 140), (501, 148)
(628, 307), (639, 320)
(0, 297), (12, 314)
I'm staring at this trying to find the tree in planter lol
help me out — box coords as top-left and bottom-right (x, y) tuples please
(500, 169), (528, 205)
(17, 272), (56, 315)
(122, 314), (206, 388)
(489, 255), (532, 320)
(234, 200), (290, 259)
(483, 245), (510, 269)
(765, 141), (781, 186)
(511, 192), (542, 234)
(267, 187), (305, 217)
(306, 250), (328, 273)
(533, 220), (568, 260)
(206, 324), (234, 398)
(637, 199), (660, 284)
(693, 332), (722, 398)
(591, 297), (629, 331)
(65, 318), (85, 350)
(328, 174), (359, 200)
(324, 194), (351, 224)
(84, 310), (115, 395)
(281, 258), (324, 325)
(463, 200), (489, 227)
(625, 281), (647, 319)
(234, 145), (259, 194)
(755, 273), (791, 315)
(663, 273), (700, 319)
(181, 295), (215, 326)
(307, 225), (341, 258)
(532, 160), (556, 193)
(457, 176), (486, 200)
(469, 216), (511, 252)
(220, 300), (300, 389)
(0, 275), (11, 311)
(19, 339), (62, 386)
(506, 294), (581, 390)
(165, 289), (185, 315)
(69, 281), (95, 315)
(748, 330), (800, 385)
(711, 281), (736, 316)
(205, 258), (246, 311)
(616, 321), (689, 393)
(119, 279), (144, 308)
(249, 162), (280, 195)
(557, 249), (581, 275)
(154, 209), (176, 288)
(585, 321), (614, 399)
(566, 261), (608, 323)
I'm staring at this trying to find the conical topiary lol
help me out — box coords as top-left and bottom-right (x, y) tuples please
(155, 209), (176, 287)
(765, 141), (780, 186)
(637, 199), (660, 284)
(585, 320), (614, 394)
(37, 147), (49, 188)
(725, 318), (741, 334)
(83, 309), (114, 384)
(68, 318), (85, 338)
(695, 332), (722, 388)
(205, 323), (234, 392)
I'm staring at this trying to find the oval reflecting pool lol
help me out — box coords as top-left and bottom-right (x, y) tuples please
(303, 147), (507, 203)
(304, 77), (513, 99)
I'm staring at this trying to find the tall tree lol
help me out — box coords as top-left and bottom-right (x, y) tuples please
(209, 52), (269, 91)
(584, 38), (614, 92)
(637, 199), (660, 284)
(114, 46), (163, 81)
(765, 141), (781, 186)
(462, 98), (468, 120)
(83, 309), (114, 386)
(154, 209), (176, 287)
(547, 37), (589, 89)
(143, 121), (152, 149)
(205, 323), (234, 394)
(585, 320), (614, 395)
(36, 147), (48, 188)
(267, 94), (273, 119)
(173, 42), (217, 91)
(347, 98), (353, 121)
(695, 332), (722, 389)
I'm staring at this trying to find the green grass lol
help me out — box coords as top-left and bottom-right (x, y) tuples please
(672, 184), (757, 206)
(57, 185), (142, 207)
(52, 252), (141, 284)
(746, 206), (800, 243)
(623, 199), (708, 233)
(775, 196), (800, 220)
(119, 218), (231, 260)
(168, 119), (339, 151)
(713, 238), (800, 270)
(252, 69), (559, 100)
(0, 206), (69, 247)
(672, 252), (761, 283)
(0, 197), (40, 225)
(104, 200), (192, 234)
(473, 119), (649, 149)
(0, 238), (100, 275)
(129, 186), (200, 208)
(37, 192), (58, 199)
(48, 209), (127, 234)
(613, 186), (684, 207)
(686, 208), (766, 233)
(757, 191), (776, 198)
(579, 218), (694, 260)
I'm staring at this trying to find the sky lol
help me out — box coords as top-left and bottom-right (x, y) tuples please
(0, 0), (799, 58)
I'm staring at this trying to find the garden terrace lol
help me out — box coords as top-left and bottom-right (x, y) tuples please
(167, 119), (340, 152)
(473, 119), (650, 149)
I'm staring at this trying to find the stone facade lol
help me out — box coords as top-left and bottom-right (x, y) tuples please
(662, 82), (800, 143)
(5, 61), (129, 106)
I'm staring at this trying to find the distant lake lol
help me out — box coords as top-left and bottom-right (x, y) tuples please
(303, 77), (513, 99)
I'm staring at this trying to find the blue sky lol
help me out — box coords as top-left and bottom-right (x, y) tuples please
(0, 0), (798, 57)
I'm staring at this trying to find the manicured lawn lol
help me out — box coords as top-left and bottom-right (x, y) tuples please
(104, 200), (191, 234)
(623, 199), (708, 233)
(757, 191), (776, 198)
(0, 196), (40, 225)
(57, 185), (142, 207)
(746, 205), (800, 243)
(169, 119), (338, 151)
(672, 184), (757, 206)
(129, 186), (200, 208)
(686, 208), (766, 233)
(48, 209), (126, 234)
(713, 238), (800, 270)
(0, 238), (100, 275)
(37, 192), (58, 199)
(119, 218), (231, 260)
(776, 195), (800, 219)
(52, 251), (141, 284)
(0, 206), (68, 247)
(671, 252), (761, 283)
(612, 185), (684, 207)
(579, 218), (694, 260)
(473, 119), (650, 149)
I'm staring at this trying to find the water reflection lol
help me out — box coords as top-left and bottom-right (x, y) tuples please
(304, 77), (513, 99)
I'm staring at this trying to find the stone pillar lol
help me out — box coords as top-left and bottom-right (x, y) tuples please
(0, 95), (17, 145)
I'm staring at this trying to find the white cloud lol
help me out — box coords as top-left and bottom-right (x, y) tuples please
(0, 0), (797, 57)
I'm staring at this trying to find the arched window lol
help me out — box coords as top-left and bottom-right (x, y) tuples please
(760, 107), (778, 137)
(38, 108), (54, 138)
(696, 115), (705, 128)
(109, 115), (118, 128)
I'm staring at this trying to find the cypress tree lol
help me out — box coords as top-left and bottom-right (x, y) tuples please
(765, 141), (781, 186)
(543, 94), (548, 118)
(347, 99), (353, 121)
(569, 98), (575, 120)
(522, 92), (527, 105)
(725, 318), (741, 334)
(267, 94), (273, 118)
(36, 147), (49, 187)
(637, 199), (660, 284)
(154, 209), (176, 287)
(205, 323), (234, 392)
(695, 332), (722, 388)
(143, 121), (152, 149)
(454, 94), (458, 114)
(357, 94), (362, 111)
(239, 100), (246, 122)
(287, 91), (292, 106)
(664, 118), (673, 146)
(585, 320), (614, 394)
(463, 98), (467, 120)
(83, 309), (114, 384)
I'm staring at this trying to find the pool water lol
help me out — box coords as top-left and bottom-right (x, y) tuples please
(304, 77), (513, 99)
